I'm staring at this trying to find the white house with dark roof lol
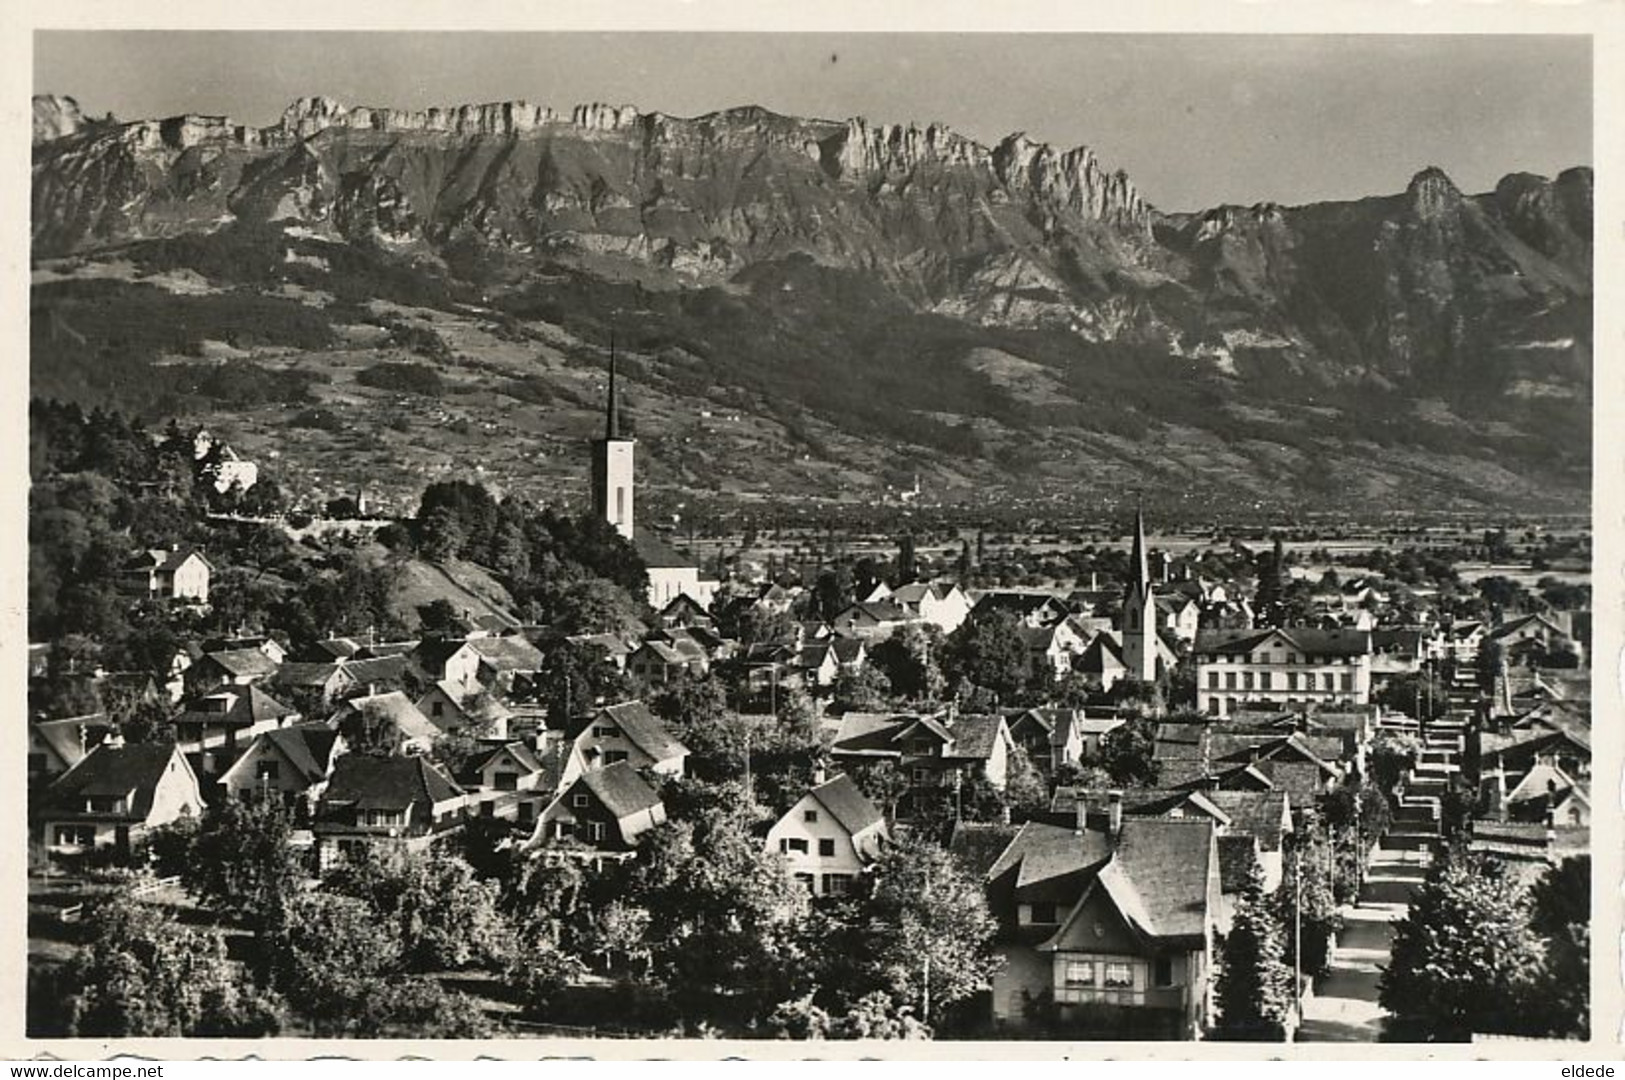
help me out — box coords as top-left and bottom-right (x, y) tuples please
(29, 713), (114, 783)
(565, 701), (689, 784)
(183, 647), (281, 695)
(961, 814), (1221, 1040)
(42, 741), (206, 854)
(120, 547), (212, 603)
(527, 760), (667, 855)
(888, 582), (973, 634)
(1194, 627), (1372, 718)
(313, 753), (467, 868)
(331, 691), (442, 755)
(175, 684), (299, 753)
(830, 709), (1014, 800)
(218, 724), (347, 814)
(764, 772), (890, 897)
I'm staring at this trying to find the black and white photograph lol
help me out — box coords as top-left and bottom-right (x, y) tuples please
(15, 8), (1615, 1056)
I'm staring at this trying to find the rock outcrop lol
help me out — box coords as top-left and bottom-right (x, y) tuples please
(32, 94), (89, 144)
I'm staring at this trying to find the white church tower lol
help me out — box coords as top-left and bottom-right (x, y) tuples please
(590, 341), (635, 540)
(1122, 507), (1158, 683)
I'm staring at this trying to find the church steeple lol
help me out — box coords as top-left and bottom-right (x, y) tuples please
(1123, 501), (1157, 683)
(605, 333), (621, 441)
(590, 332), (635, 540)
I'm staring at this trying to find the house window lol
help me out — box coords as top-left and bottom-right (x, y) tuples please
(787, 838), (809, 854)
(1064, 960), (1095, 987)
(804, 809), (819, 823)
(571, 793), (590, 809)
(1104, 962), (1134, 989)
(1029, 903), (1058, 925)
(1153, 956), (1174, 987)
(1207, 672), (1219, 690)
(85, 796), (123, 814)
(603, 750), (628, 765)
(256, 760), (280, 781)
(794, 872), (816, 892)
(1341, 673), (1354, 693)
(1225, 672), (1236, 690)
(818, 838), (836, 858)
(822, 874), (853, 896)
(590, 822), (606, 843)
(494, 772), (519, 792)
(431, 702), (444, 717)
(594, 725), (616, 738)
(912, 768), (930, 784)
(911, 740), (936, 757)
(54, 825), (94, 847)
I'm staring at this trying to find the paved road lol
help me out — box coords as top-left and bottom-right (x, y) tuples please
(1296, 838), (1432, 1042)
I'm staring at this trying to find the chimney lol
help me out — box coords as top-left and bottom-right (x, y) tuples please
(1108, 789), (1124, 839)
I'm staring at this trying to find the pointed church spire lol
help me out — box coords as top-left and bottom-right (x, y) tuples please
(605, 333), (621, 441)
(1130, 500), (1150, 591)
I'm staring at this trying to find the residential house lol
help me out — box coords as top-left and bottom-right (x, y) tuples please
(1155, 596), (1203, 645)
(765, 773), (890, 897)
(566, 632), (637, 673)
(1486, 614), (1583, 668)
(206, 635), (288, 665)
(29, 714), (114, 784)
(467, 634), (546, 689)
(175, 684), (299, 754)
(1194, 627), (1372, 719)
(656, 593), (714, 630)
(461, 741), (567, 829)
(968, 591), (1070, 629)
(410, 639), (484, 697)
(830, 600), (913, 641)
(793, 641), (842, 689)
(331, 691), (442, 755)
(415, 681), (513, 740)
(1019, 619), (1089, 681)
(313, 754), (467, 868)
(962, 812), (1221, 1040)
(184, 647), (281, 696)
(889, 582), (973, 635)
(273, 661), (357, 709)
(830, 710), (1014, 805)
(565, 701), (689, 784)
(527, 761), (667, 856)
(42, 741), (206, 855)
(218, 724), (347, 816)
(120, 547), (212, 603)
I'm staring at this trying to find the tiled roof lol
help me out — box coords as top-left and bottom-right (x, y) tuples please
(1205, 791), (1290, 851)
(178, 685), (297, 729)
(580, 760), (663, 819)
(1218, 834), (1262, 894)
(259, 724), (343, 785)
(598, 701), (688, 763)
(48, 743), (185, 820)
(340, 691), (440, 744)
(1194, 627), (1371, 657)
(344, 654), (409, 685)
(808, 773), (885, 837)
(1108, 817), (1216, 940)
(468, 635), (545, 672)
(276, 661), (350, 688)
(202, 648), (280, 680)
(944, 714), (1007, 761)
(322, 753), (464, 811)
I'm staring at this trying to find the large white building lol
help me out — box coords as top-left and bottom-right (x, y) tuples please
(1194, 627), (1373, 718)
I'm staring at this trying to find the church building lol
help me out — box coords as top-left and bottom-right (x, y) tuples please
(590, 349), (717, 611)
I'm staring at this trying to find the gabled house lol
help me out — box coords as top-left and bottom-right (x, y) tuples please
(218, 724), (347, 815)
(1155, 596), (1203, 645)
(409, 639), (483, 696)
(565, 701), (689, 784)
(889, 582), (973, 634)
(1486, 613), (1583, 667)
(968, 591), (1070, 629)
(830, 710), (1014, 804)
(467, 634), (547, 688)
(830, 600), (913, 641)
(332, 691), (442, 755)
(175, 684), (299, 754)
(656, 593), (714, 630)
(968, 813), (1221, 1040)
(463, 740), (571, 828)
(184, 647), (281, 695)
(120, 547), (212, 603)
(764, 772), (889, 896)
(273, 661), (357, 709)
(29, 714), (114, 784)
(1019, 620), (1088, 681)
(527, 761), (667, 856)
(414, 681), (512, 740)
(793, 642), (842, 688)
(206, 635), (288, 665)
(42, 741), (206, 854)
(627, 636), (710, 686)
(566, 632), (637, 672)
(313, 754), (467, 868)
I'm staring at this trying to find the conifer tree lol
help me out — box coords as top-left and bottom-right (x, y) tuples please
(1216, 857), (1294, 1039)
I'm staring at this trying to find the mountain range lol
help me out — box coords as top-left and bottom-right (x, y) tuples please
(30, 93), (1593, 517)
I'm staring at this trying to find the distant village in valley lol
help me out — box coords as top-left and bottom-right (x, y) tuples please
(24, 350), (1592, 1043)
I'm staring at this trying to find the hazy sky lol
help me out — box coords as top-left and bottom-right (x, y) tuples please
(34, 31), (1591, 211)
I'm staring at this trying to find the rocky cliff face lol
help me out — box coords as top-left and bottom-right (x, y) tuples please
(29, 93), (1592, 509)
(32, 94), (88, 144)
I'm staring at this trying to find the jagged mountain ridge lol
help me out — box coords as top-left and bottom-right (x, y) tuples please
(30, 93), (1593, 511)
